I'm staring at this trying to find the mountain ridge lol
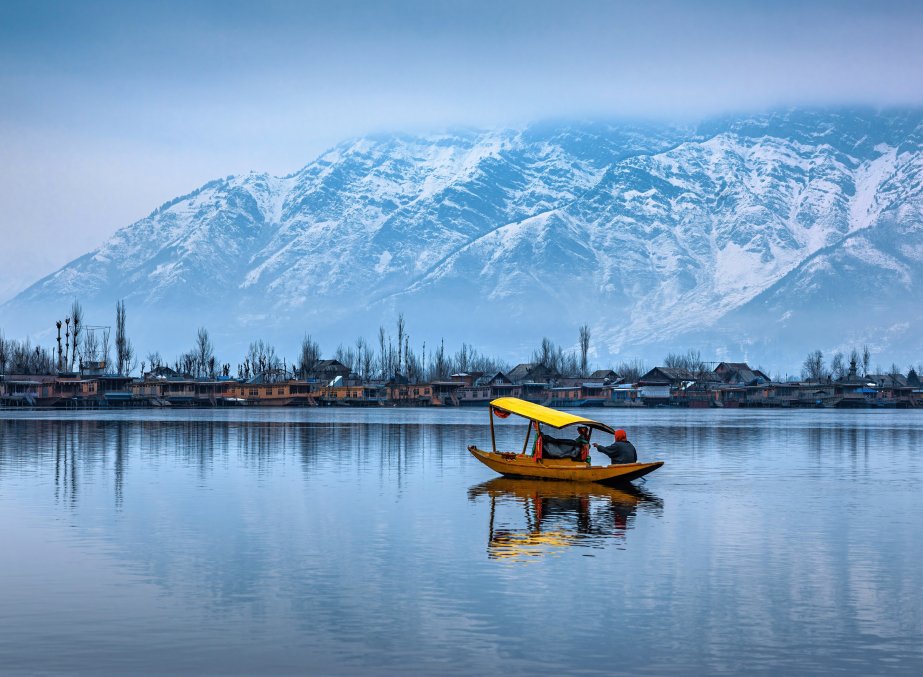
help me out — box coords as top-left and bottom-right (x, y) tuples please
(3, 107), (922, 370)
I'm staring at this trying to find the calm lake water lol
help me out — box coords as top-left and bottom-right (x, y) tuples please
(1, 407), (922, 675)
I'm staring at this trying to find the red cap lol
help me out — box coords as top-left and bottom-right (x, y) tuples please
(614, 429), (627, 442)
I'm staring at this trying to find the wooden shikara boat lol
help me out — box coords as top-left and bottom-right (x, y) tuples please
(468, 396), (663, 484)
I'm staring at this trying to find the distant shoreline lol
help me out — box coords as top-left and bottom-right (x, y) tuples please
(3, 403), (921, 413)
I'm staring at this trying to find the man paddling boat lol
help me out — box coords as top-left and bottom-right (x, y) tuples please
(593, 429), (638, 465)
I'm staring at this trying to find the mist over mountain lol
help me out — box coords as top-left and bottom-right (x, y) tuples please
(3, 108), (922, 372)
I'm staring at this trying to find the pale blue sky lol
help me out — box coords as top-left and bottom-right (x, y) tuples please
(2, 0), (922, 300)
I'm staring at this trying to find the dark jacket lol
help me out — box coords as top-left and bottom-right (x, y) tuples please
(597, 440), (637, 464)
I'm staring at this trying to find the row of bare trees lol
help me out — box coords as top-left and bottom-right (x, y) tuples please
(0, 299), (137, 377)
(663, 349), (712, 380)
(2, 311), (624, 381)
(3, 304), (602, 381)
(53, 300), (83, 371)
(801, 346), (921, 383)
(0, 331), (55, 375)
(320, 314), (510, 382)
(159, 328), (226, 379)
(8, 301), (923, 385)
(531, 325), (593, 378)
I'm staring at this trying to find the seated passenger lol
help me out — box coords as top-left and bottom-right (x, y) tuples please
(575, 426), (591, 447)
(575, 426), (591, 464)
(593, 429), (637, 464)
(540, 433), (582, 459)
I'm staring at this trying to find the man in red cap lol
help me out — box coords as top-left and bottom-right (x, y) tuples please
(593, 429), (637, 464)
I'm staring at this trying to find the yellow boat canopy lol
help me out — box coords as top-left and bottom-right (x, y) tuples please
(489, 397), (615, 434)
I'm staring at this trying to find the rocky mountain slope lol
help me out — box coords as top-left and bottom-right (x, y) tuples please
(4, 108), (922, 369)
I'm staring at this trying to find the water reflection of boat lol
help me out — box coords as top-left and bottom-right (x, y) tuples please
(468, 397), (663, 483)
(468, 477), (663, 560)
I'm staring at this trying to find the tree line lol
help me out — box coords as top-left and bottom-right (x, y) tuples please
(801, 347), (920, 383)
(2, 301), (922, 384)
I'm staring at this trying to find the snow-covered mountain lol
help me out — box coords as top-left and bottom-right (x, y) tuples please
(3, 108), (922, 369)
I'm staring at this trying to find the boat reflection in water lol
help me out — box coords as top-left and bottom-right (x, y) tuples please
(467, 478), (663, 560)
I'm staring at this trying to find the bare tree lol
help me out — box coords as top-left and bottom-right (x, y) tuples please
(298, 335), (321, 378)
(83, 329), (99, 366)
(687, 349), (706, 380)
(396, 313), (406, 376)
(663, 352), (684, 369)
(355, 336), (368, 379)
(378, 326), (386, 378)
(861, 345), (871, 378)
(63, 317), (70, 370)
(361, 341), (374, 380)
(101, 327), (111, 373)
(181, 352), (195, 376)
(335, 344), (356, 373)
(801, 349), (827, 382)
(830, 352), (846, 380)
(0, 330), (8, 374)
(69, 300), (83, 371)
(534, 337), (555, 370)
(55, 320), (63, 371)
(146, 351), (162, 371)
(33, 344), (53, 373)
(123, 340), (136, 375)
(431, 338), (448, 380)
(405, 342), (421, 382)
(615, 359), (645, 383)
(579, 324), (590, 377)
(456, 342), (470, 373)
(195, 328), (214, 378)
(553, 345), (565, 376)
(387, 337), (394, 378)
(115, 300), (134, 375)
(247, 342), (261, 374)
(246, 339), (277, 374)
(404, 335), (409, 378)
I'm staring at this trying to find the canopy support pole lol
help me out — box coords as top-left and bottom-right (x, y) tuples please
(489, 407), (496, 452)
(521, 422), (532, 455)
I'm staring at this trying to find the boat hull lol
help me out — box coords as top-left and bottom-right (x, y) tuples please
(468, 446), (663, 483)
